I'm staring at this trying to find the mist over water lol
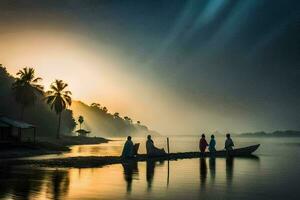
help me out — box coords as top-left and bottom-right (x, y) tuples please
(1, 136), (300, 200)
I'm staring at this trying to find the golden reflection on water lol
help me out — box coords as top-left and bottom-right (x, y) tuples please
(0, 157), (261, 200)
(3, 138), (300, 199)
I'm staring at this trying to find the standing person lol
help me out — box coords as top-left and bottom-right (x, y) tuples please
(121, 136), (134, 158)
(209, 134), (216, 153)
(199, 134), (208, 154)
(225, 133), (234, 151)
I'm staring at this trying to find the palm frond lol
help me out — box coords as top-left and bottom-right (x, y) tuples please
(32, 77), (42, 83)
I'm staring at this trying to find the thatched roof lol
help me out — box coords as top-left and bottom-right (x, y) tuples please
(75, 129), (91, 134)
(0, 117), (35, 129)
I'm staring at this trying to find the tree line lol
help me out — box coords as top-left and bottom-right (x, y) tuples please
(72, 100), (152, 137)
(0, 64), (75, 139)
(0, 64), (156, 138)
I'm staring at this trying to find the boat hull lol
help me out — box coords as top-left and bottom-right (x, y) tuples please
(5, 144), (260, 168)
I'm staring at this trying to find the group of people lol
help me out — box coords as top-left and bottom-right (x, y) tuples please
(122, 133), (235, 158)
(121, 135), (166, 158)
(199, 133), (234, 154)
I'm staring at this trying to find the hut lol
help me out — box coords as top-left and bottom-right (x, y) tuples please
(0, 116), (36, 142)
(76, 129), (90, 137)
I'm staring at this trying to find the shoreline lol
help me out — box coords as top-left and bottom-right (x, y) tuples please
(2, 152), (259, 168)
(0, 136), (110, 159)
(2, 144), (260, 168)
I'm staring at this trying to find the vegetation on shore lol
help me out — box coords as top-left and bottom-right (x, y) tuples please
(0, 136), (109, 159)
(0, 64), (158, 138)
(71, 101), (160, 137)
(0, 65), (76, 137)
(239, 130), (300, 137)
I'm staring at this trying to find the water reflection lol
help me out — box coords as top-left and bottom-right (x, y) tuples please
(0, 156), (262, 200)
(122, 161), (139, 193)
(46, 170), (70, 200)
(226, 157), (234, 185)
(0, 165), (70, 200)
(0, 165), (46, 200)
(146, 160), (155, 191)
(209, 157), (216, 183)
(199, 158), (207, 190)
(122, 159), (167, 193)
(148, 160), (165, 191)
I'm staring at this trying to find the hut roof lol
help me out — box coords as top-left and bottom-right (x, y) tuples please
(76, 129), (91, 134)
(0, 117), (35, 129)
(0, 121), (9, 127)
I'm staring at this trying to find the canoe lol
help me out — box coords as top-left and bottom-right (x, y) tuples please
(4, 144), (260, 168)
(203, 144), (260, 157)
(145, 144), (260, 159)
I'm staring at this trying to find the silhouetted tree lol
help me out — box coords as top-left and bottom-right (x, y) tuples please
(90, 103), (101, 108)
(45, 80), (72, 139)
(128, 118), (133, 124)
(78, 116), (84, 130)
(113, 112), (120, 119)
(72, 101), (152, 137)
(102, 106), (108, 113)
(12, 67), (44, 120)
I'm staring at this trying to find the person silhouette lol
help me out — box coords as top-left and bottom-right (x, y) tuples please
(199, 134), (208, 156)
(225, 133), (234, 156)
(209, 134), (216, 156)
(146, 135), (166, 156)
(121, 136), (134, 158)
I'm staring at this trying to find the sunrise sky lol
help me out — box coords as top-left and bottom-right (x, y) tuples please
(0, 0), (299, 134)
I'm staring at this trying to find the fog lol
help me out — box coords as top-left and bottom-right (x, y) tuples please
(1, 0), (299, 134)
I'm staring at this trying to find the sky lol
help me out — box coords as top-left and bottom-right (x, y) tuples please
(0, 0), (299, 134)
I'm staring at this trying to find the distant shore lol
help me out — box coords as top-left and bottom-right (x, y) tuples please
(0, 136), (110, 159)
(238, 130), (300, 137)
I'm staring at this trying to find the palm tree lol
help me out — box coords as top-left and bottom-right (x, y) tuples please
(12, 67), (44, 120)
(78, 115), (84, 130)
(45, 80), (72, 139)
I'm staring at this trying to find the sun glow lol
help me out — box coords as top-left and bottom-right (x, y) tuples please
(0, 30), (135, 102)
(0, 29), (266, 134)
(1, 30), (201, 133)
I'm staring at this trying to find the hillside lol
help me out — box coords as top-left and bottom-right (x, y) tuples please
(71, 101), (159, 137)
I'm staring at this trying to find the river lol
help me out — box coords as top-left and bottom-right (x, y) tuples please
(0, 136), (299, 200)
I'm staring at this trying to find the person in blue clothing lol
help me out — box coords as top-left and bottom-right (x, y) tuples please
(209, 134), (216, 153)
(121, 136), (134, 158)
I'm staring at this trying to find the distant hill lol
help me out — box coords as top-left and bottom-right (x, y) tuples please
(239, 130), (300, 137)
(71, 101), (159, 137)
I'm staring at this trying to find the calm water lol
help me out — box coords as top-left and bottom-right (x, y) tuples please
(0, 136), (300, 200)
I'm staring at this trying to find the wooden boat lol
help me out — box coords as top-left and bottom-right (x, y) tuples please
(203, 144), (260, 157)
(5, 144), (260, 168)
(145, 144), (260, 159)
